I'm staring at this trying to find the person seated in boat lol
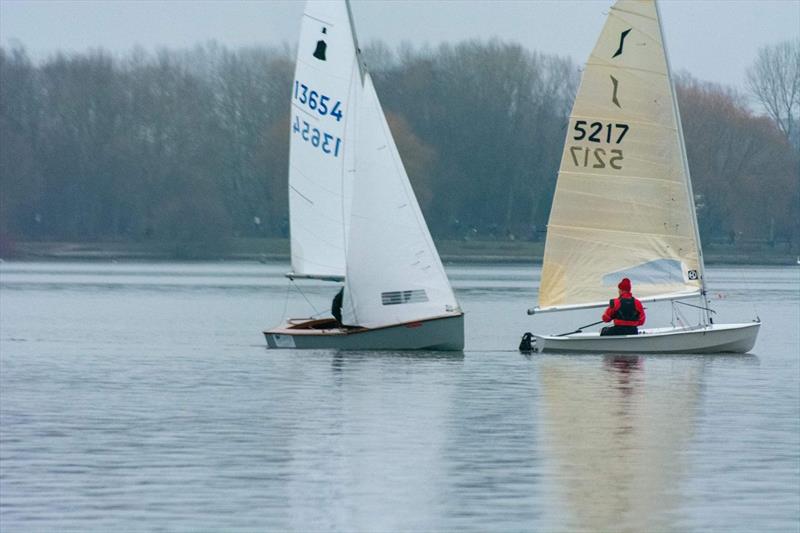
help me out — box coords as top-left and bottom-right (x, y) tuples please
(600, 278), (645, 336)
(331, 287), (344, 326)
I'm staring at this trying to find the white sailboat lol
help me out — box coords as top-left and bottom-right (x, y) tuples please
(526, 0), (759, 353)
(264, 0), (464, 350)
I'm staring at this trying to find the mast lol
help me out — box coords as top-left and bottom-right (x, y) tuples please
(655, 0), (712, 325)
(345, 0), (367, 83)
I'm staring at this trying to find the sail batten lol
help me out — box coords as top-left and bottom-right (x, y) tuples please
(537, 0), (702, 310)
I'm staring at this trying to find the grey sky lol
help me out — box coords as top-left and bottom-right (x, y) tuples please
(1, 0), (798, 90)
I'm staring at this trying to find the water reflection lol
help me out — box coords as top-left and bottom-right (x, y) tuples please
(330, 350), (465, 367)
(537, 355), (703, 533)
(282, 350), (465, 531)
(1, 261), (789, 530)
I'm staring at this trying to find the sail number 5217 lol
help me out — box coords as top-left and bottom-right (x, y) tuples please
(574, 121), (629, 144)
(569, 147), (623, 170)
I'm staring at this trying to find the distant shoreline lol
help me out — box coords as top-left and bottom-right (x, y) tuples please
(2, 239), (796, 266)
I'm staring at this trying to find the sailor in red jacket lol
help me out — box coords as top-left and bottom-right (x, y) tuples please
(601, 278), (646, 336)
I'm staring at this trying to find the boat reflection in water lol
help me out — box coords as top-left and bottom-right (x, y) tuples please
(281, 350), (465, 531)
(538, 355), (704, 532)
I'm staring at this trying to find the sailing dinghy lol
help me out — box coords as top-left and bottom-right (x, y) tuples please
(526, 0), (759, 354)
(264, 0), (464, 350)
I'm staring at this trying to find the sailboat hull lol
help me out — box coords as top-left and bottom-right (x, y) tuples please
(532, 322), (760, 354)
(264, 313), (464, 351)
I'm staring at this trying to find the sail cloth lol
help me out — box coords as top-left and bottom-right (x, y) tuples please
(341, 74), (460, 328)
(538, 0), (702, 311)
(288, 0), (360, 279)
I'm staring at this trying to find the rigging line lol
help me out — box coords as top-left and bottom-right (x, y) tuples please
(281, 277), (292, 321)
(732, 262), (760, 320)
(672, 300), (690, 328)
(676, 297), (708, 326)
(291, 278), (321, 317)
(673, 299), (717, 314)
(680, 305), (693, 328)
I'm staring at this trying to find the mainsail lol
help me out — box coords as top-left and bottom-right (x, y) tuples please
(288, 0), (360, 280)
(537, 0), (703, 312)
(341, 74), (460, 328)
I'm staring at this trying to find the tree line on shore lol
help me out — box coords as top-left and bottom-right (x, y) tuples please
(1, 40), (797, 257)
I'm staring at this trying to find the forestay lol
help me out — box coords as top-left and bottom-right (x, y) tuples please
(537, 0), (702, 312)
(341, 74), (460, 328)
(288, 0), (360, 279)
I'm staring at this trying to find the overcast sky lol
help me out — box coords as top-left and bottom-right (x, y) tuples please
(1, 0), (798, 90)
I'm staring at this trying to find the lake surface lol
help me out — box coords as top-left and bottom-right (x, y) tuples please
(1, 261), (798, 532)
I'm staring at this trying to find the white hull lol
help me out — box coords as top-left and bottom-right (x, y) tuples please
(533, 322), (760, 354)
(264, 313), (464, 351)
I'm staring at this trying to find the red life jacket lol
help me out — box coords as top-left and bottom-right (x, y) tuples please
(610, 296), (642, 326)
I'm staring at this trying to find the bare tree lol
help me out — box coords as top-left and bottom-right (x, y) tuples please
(679, 75), (799, 246)
(1, 41), (797, 253)
(746, 40), (800, 147)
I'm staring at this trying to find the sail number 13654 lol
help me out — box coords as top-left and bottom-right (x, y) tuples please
(294, 80), (343, 121)
(292, 115), (342, 157)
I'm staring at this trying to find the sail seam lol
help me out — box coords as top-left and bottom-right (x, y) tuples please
(547, 223), (698, 240)
(290, 102), (320, 122)
(610, 6), (657, 21)
(290, 163), (345, 197)
(586, 61), (667, 78)
(296, 58), (357, 83)
(557, 170), (685, 184)
(568, 115), (677, 131)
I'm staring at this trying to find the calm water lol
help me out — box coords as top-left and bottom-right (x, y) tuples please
(1, 261), (798, 532)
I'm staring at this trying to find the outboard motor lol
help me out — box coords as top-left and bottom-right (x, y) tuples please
(519, 332), (535, 353)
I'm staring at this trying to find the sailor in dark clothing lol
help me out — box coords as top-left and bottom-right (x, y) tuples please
(331, 287), (344, 325)
(600, 277), (646, 336)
